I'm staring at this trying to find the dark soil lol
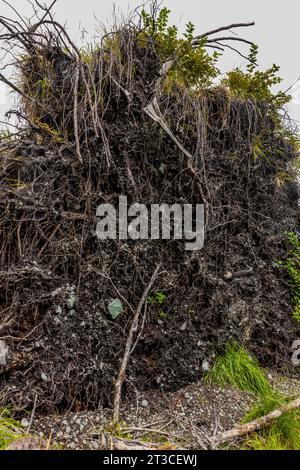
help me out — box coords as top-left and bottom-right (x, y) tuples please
(0, 7), (299, 413)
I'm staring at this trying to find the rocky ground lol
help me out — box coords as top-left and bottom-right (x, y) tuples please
(11, 371), (297, 450)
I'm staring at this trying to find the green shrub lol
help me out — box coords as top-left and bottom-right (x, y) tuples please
(139, 8), (290, 115)
(276, 232), (300, 323)
(139, 7), (219, 89)
(222, 44), (290, 108)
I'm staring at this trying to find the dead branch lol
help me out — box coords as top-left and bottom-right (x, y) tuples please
(214, 397), (300, 447)
(192, 22), (255, 43)
(112, 263), (162, 426)
(73, 62), (83, 164)
(206, 36), (254, 46)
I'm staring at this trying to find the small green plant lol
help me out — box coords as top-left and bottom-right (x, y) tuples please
(208, 342), (272, 397)
(244, 427), (289, 450)
(276, 232), (300, 323)
(158, 310), (167, 319)
(33, 118), (66, 145)
(0, 409), (24, 450)
(148, 291), (167, 318)
(147, 291), (166, 306)
(104, 421), (133, 440)
(252, 134), (270, 163)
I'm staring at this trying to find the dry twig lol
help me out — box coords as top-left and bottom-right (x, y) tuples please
(112, 263), (162, 425)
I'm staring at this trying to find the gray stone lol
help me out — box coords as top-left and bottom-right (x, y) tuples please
(21, 418), (30, 428)
(202, 360), (210, 372)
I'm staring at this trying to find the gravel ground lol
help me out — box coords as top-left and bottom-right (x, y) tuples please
(26, 371), (299, 450)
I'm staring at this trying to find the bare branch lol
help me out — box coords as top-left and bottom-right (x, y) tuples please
(113, 264), (162, 426)
(192, 21), (255, 43)
(214, 397), (300, 447)
(206, 36), (254, 46)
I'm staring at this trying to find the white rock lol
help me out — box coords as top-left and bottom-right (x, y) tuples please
(0, 340), (9, 365)
(66, 292), (77, 308)
(180, 321), (188, 331)
(141, 399), (149, 408)
(21, 418), (30, 428)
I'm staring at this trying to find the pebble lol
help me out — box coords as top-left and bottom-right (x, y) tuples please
(21, 418), (30, 428)
(141, 399), (149, 408)
(202, 360), (210, 372)
(180, 321), (188, 332)
(90, 440), (98, 450)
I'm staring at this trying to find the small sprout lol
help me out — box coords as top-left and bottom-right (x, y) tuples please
(159, 310), (167, 319)
(148, 291), (166, 305)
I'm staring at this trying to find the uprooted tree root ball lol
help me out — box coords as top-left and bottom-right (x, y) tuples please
(0, 2), (299, 413)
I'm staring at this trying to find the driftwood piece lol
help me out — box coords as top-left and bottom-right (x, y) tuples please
(214, 397), (300, 446)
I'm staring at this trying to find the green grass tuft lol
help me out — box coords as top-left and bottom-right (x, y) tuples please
(244, 394), (300, 450)
(209, 342), (300, 450)
(0, 409), (24, 450)
(244, 407), (300, 450)
(244, 427), (289, 450)
(208, 342), (272, 397)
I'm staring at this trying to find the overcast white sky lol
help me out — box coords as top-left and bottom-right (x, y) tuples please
(0, 0), (300, 124)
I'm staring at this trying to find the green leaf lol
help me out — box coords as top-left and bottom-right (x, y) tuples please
(108, 299), (123, 320)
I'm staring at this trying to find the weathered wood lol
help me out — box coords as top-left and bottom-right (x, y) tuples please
(215, 397), (300, 446)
